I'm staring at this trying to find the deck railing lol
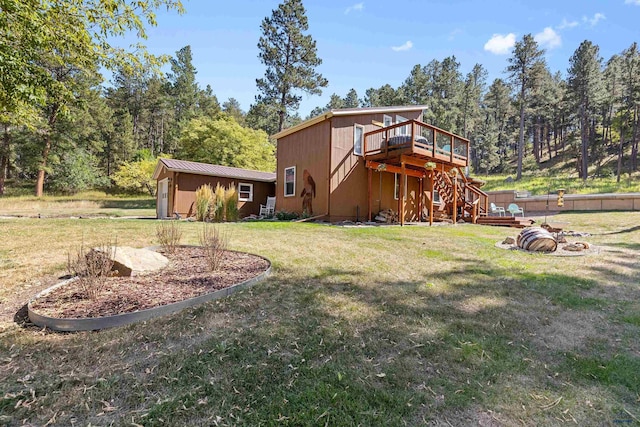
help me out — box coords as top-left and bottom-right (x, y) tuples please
(364, 119), (469, 166)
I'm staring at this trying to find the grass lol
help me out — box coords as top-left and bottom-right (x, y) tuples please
(1, 210), (639, 425)
(0, 190), (156, 217)
(480, 172), (640, 195)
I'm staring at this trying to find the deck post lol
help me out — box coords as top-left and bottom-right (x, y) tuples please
(400, 162), (405, 226)
(418, 178), (423, 223)
(367, 167), (372, 222)
(452, 172), (457, 225)
(429, 171), (434, 226)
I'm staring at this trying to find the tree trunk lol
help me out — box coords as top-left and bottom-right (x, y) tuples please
(617, 126), (625, 183)
(516, 87), (525, 180)
(0, 123), (9, 196)
(580, 105), (589, 182)
(35, 105), (59, 197)
(532, 115), (540, 163)
(546, 122), (552, 161)
(632, 106), (638, 171)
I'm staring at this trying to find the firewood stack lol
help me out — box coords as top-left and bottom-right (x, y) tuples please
(374, 209), (398, 224)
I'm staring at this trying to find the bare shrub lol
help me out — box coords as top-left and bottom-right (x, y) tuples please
(199, 224), (228, 271)
(156, 221), (183, 253)
(67, 241), (116, 299)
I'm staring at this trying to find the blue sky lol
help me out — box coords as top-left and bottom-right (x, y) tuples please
(127, 0), (640, 118)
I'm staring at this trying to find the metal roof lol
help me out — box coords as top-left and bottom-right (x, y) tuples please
(272, 105), (429, 139)
(153, 158), (276, 182)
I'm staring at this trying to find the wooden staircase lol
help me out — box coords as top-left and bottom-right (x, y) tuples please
(433, 169), (488, 223)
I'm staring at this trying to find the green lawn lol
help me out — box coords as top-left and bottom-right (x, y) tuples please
(0, 190), (156, 218)
(479, 172), (640, 195)
(1, 212), (639, 426)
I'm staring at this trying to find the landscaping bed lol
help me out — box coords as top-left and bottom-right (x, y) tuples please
(29, 247), (270, 319)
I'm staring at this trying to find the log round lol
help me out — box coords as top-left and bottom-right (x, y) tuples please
(517, 227), (558, 252)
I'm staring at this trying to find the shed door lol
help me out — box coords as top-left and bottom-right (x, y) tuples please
(158, 179), (168, 218)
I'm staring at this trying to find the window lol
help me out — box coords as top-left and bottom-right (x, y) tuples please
(353, 124), (364, 156)
(394, 173), (407, 200)
(432, 190), (441, 204)
(383, 114), (393, 127)
(396, 115), (409, 135)
(238, 183), (253, 202)
(284, 166), (296, 197)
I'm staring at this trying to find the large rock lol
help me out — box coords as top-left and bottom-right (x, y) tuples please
(92, 246), (169, 277)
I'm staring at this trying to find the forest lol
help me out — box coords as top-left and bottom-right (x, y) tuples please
(1, 0), (639, 197)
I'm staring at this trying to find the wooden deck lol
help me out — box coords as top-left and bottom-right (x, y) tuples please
(476, 216), (535, 228)
(364, 119), (470, 167)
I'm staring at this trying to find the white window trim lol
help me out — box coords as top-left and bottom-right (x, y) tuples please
(284, 166), (296, 197)
(238, 182), (253, 202)
(396, 115), (409, 135)
(353, 124), (364, 156)
(394, 173), (408, 200)
(432, 189), (441, 204)
(383, 114), (393, 127)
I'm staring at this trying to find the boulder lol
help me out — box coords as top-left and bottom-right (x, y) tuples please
(92, 246), (169, 277)
(502, 237), (515, 245)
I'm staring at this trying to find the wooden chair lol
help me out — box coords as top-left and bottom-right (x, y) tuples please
(489, 202), (505, 216)
(507, 203), (524, 217)
(259, 196), (276, 217)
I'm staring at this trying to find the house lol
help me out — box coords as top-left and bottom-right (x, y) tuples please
(272, 106), (488, 225)
(152, 158), (276, 219)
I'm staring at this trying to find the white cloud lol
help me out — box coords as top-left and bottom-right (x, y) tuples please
(557, 18), (579, 30)
(483, 33), (516, 55)
(583, 12), (605, 27)
(625, 0), (640, 5)
(344, 2), (364, 14)
(391, 41), (413, 52)
(535, 27), (561, 49)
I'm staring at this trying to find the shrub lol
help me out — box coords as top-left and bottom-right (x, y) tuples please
(199, 224), (228, 272)
(212, 183), (226, 222)
(275, 210), (299, 221)
(66, 240), (116, 299)
(225, 184), (239, 222)
(156, 221), (182, 253)
(195, 184), (215, 221)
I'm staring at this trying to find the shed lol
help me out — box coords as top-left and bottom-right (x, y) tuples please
(152, 158), (276, 219)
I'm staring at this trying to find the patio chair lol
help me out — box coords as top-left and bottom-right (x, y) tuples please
(259, 196), (276, 217)
(507, 203), (524, 217)
(489, 202), (506, 216)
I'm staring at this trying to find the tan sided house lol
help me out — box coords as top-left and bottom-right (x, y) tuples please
(273, 106), (489, 225)
(153, 158), (276, 219)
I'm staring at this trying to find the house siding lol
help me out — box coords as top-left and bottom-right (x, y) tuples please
(275, 120), (331, 217)
(165, 173), (274, 218)
(329, 110), (423, 221)
(275, 108), (429, 222)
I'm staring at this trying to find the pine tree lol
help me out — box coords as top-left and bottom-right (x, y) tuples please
(343, 88), (360, 108)
(506, 34), (546, 180)
(256, 0), (327, 132)
(567, 40), (605, 181)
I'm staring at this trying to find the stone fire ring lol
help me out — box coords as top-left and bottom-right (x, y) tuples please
(28, 249), (271, 332)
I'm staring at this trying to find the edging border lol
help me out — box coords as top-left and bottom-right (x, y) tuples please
(27, 249), (271, 332)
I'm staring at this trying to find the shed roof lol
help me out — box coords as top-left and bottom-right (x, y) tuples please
(272, 105), (429, 139)
(152, 158), (276, 182)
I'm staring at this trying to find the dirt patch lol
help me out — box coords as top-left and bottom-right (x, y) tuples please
(29, 247), (269, 319)
(495, 241), (600, 256)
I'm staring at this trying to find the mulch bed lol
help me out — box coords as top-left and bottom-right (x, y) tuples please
(29, 247), (269, 319)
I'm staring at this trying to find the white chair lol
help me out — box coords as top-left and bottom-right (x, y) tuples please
(489, 202), (505, 216)
(259, 196), (276, 217)
(508, 203), (524, 217)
